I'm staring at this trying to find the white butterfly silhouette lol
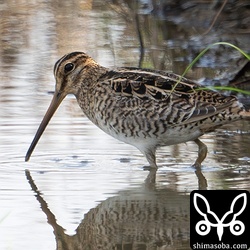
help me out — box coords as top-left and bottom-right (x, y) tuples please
(193, 193), (247, 241)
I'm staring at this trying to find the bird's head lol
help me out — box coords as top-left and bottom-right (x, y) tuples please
(25, 52), (99, 161)
(53, 51), (99, 96)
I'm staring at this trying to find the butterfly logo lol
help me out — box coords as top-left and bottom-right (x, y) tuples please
(193, 193), (247, 241)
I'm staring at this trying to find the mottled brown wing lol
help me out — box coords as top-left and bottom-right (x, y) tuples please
(100, 68), (237, 124)
(104, 68), (195, 98)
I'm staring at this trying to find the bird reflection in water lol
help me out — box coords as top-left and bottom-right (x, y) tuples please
(25, 167), (207, 250)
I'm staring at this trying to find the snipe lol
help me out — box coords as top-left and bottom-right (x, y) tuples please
(25, 52), (250, 171)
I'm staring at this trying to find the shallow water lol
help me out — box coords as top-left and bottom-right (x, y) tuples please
(0, 1), (249, 249)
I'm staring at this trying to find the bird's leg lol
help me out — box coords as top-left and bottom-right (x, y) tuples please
(142, 148), (157, 184)
(143, 148), (158, 169)
(193, 138), (208, 168)
(145, 168), (157, 185)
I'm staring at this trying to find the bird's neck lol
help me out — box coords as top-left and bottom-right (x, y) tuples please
(75, 65), (108, 119)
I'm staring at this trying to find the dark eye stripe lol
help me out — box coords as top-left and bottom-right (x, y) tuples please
(53, 52), (88, 77)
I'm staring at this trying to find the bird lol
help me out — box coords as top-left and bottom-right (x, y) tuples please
(25, 51), (250, 171)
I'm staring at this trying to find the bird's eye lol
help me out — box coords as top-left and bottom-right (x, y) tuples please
(64, 63), (74, 73)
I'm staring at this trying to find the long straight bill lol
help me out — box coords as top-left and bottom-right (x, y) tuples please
(25, 92), (65, 161)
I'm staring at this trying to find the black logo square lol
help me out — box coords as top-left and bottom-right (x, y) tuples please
(190, 190), (250, 249)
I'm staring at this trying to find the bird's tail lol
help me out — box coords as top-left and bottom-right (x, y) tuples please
(239, 97), (250, 118)
(240, 110), (250, 118)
